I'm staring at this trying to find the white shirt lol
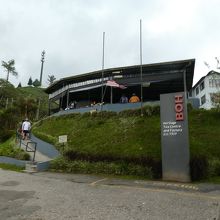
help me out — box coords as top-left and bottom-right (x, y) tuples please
(22, 121), (31, 131)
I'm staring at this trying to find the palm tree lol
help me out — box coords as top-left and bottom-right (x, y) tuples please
(47, 74), (56, 85)
(1, 59), (18, 82)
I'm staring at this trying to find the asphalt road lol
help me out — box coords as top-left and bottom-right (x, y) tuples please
(0, 169), (220, 220)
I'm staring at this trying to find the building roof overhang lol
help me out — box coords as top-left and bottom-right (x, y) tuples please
(45, 59), (195, 95)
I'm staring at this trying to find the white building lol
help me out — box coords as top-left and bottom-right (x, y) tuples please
(189, 71), (220, 109)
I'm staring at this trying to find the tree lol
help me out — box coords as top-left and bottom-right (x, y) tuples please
(0, 79), (16, 108)
(47, 74), (56, 85)
(33, 79), (41, 87)
(17, 82), (22, 88)
(28, 77), (33, 86)
(1, 60), (18, 82)
(210, 71), (220, 110)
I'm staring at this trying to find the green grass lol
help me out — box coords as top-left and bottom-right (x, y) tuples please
(0, 163), (24, 172)
(17, 86), (48, 99)
(34, 113), (161, 159)
(205, 176), (220, 184)
(189, 110), (220, 158)
(32, 108), (220, 181)
(33, 109), (220, 159)
(0, 137), (30, 160)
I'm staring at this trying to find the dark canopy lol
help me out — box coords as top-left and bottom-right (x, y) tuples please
(45, 59), (195, 111)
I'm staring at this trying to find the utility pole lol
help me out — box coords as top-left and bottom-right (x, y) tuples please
(40, 50), (46, 87)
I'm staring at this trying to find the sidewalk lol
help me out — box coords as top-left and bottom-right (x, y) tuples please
(17, 134), (60, 163)
(20, 139), (51, 162)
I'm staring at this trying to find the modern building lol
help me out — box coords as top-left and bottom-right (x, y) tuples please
(189, 70), (220, 109)
(45, 59), (195, 114)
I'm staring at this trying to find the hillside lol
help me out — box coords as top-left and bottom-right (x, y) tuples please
(17, 86), (48, 100)
(0, 81), (48, 119)
(0, 80), (49, 141)
(33, 108), (220, 180)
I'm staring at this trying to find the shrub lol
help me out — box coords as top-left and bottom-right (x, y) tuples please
(190, 155), (208, 181)
(147, 105), (160, 116)
(208, 158), (220, 177)
(187, 103), (193, 112)
(99, 111), (117, 118)
(50, 157), (153, 178)
(63, 150), (162, 178)
(118, 109), (141, 117)
(15, 151), (30, 160)
(0, 130), (14, 143)
(118, 105), (160, 117)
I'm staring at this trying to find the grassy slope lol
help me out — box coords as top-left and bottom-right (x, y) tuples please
(34, 114), (161, 159)
(0, 137), (30, 160)
(17, 86), (47, 97)
(33, 109), (220, 160)
(189, 110), (220, 159)
(16, 86), (48, 116)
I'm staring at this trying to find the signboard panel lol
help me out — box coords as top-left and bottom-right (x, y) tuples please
(160, 92), (190, 182)
(59, 135), (67, 143)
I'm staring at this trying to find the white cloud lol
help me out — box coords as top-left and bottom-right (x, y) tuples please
(0, 0), (220, 87)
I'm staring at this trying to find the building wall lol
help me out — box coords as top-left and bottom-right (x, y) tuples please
(189, 72), (220, 109)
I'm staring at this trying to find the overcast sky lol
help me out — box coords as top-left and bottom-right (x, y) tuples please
(1, 0), (220, 87)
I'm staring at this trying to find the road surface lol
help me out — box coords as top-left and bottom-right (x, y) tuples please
(0, 169), (219, 220)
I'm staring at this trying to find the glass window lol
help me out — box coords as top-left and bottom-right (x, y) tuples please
(200, 81), (205, 90)
(201, 95), (206, 105)
(196, 87), (199, 95)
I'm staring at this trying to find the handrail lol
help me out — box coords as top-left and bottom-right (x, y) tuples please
(26, 142), (37, 162)
(16, 130), (37, 162)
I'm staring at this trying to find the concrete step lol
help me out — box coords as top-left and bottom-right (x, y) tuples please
(24, 162), (38, 173)
(23, 161), (50, 173)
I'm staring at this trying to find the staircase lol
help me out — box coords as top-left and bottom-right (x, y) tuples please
(17, 134), (60, 173)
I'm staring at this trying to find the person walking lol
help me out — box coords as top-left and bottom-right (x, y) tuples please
(22, 118), (31, 140)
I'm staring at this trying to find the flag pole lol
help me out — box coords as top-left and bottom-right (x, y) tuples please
(101, 32), (105, 104)
(140, 19), (143, 116)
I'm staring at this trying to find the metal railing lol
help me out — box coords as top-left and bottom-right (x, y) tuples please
(16, 130), (37, 162)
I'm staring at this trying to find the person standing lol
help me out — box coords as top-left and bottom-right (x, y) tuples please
(129, 93), (140, 103)
(120, 94), (128, 103)
(22, 118), (31, 140)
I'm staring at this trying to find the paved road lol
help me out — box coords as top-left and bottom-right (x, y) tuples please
(0, 169), (220, 220)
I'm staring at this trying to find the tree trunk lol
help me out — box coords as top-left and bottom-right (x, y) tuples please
(6, 70), (9, 81)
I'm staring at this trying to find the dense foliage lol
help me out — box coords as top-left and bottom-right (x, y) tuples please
(0, 79), (48, 142)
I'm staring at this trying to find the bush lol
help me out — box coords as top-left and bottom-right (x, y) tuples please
(118, 105), (160, 117)
(187, 103), (193, 112)
(190, 155), (208, 181)
(99, 111), (117, 118)
(15, 151), (30, 161)
(208, 158), (220, 177)
(63, 150), (162, 178)
(0, 130), (14, 143)
(50, 157), (153, 178)
(118, 109), (141, 117)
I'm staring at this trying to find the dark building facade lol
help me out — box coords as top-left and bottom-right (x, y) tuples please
(45, 59), (195, 114)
